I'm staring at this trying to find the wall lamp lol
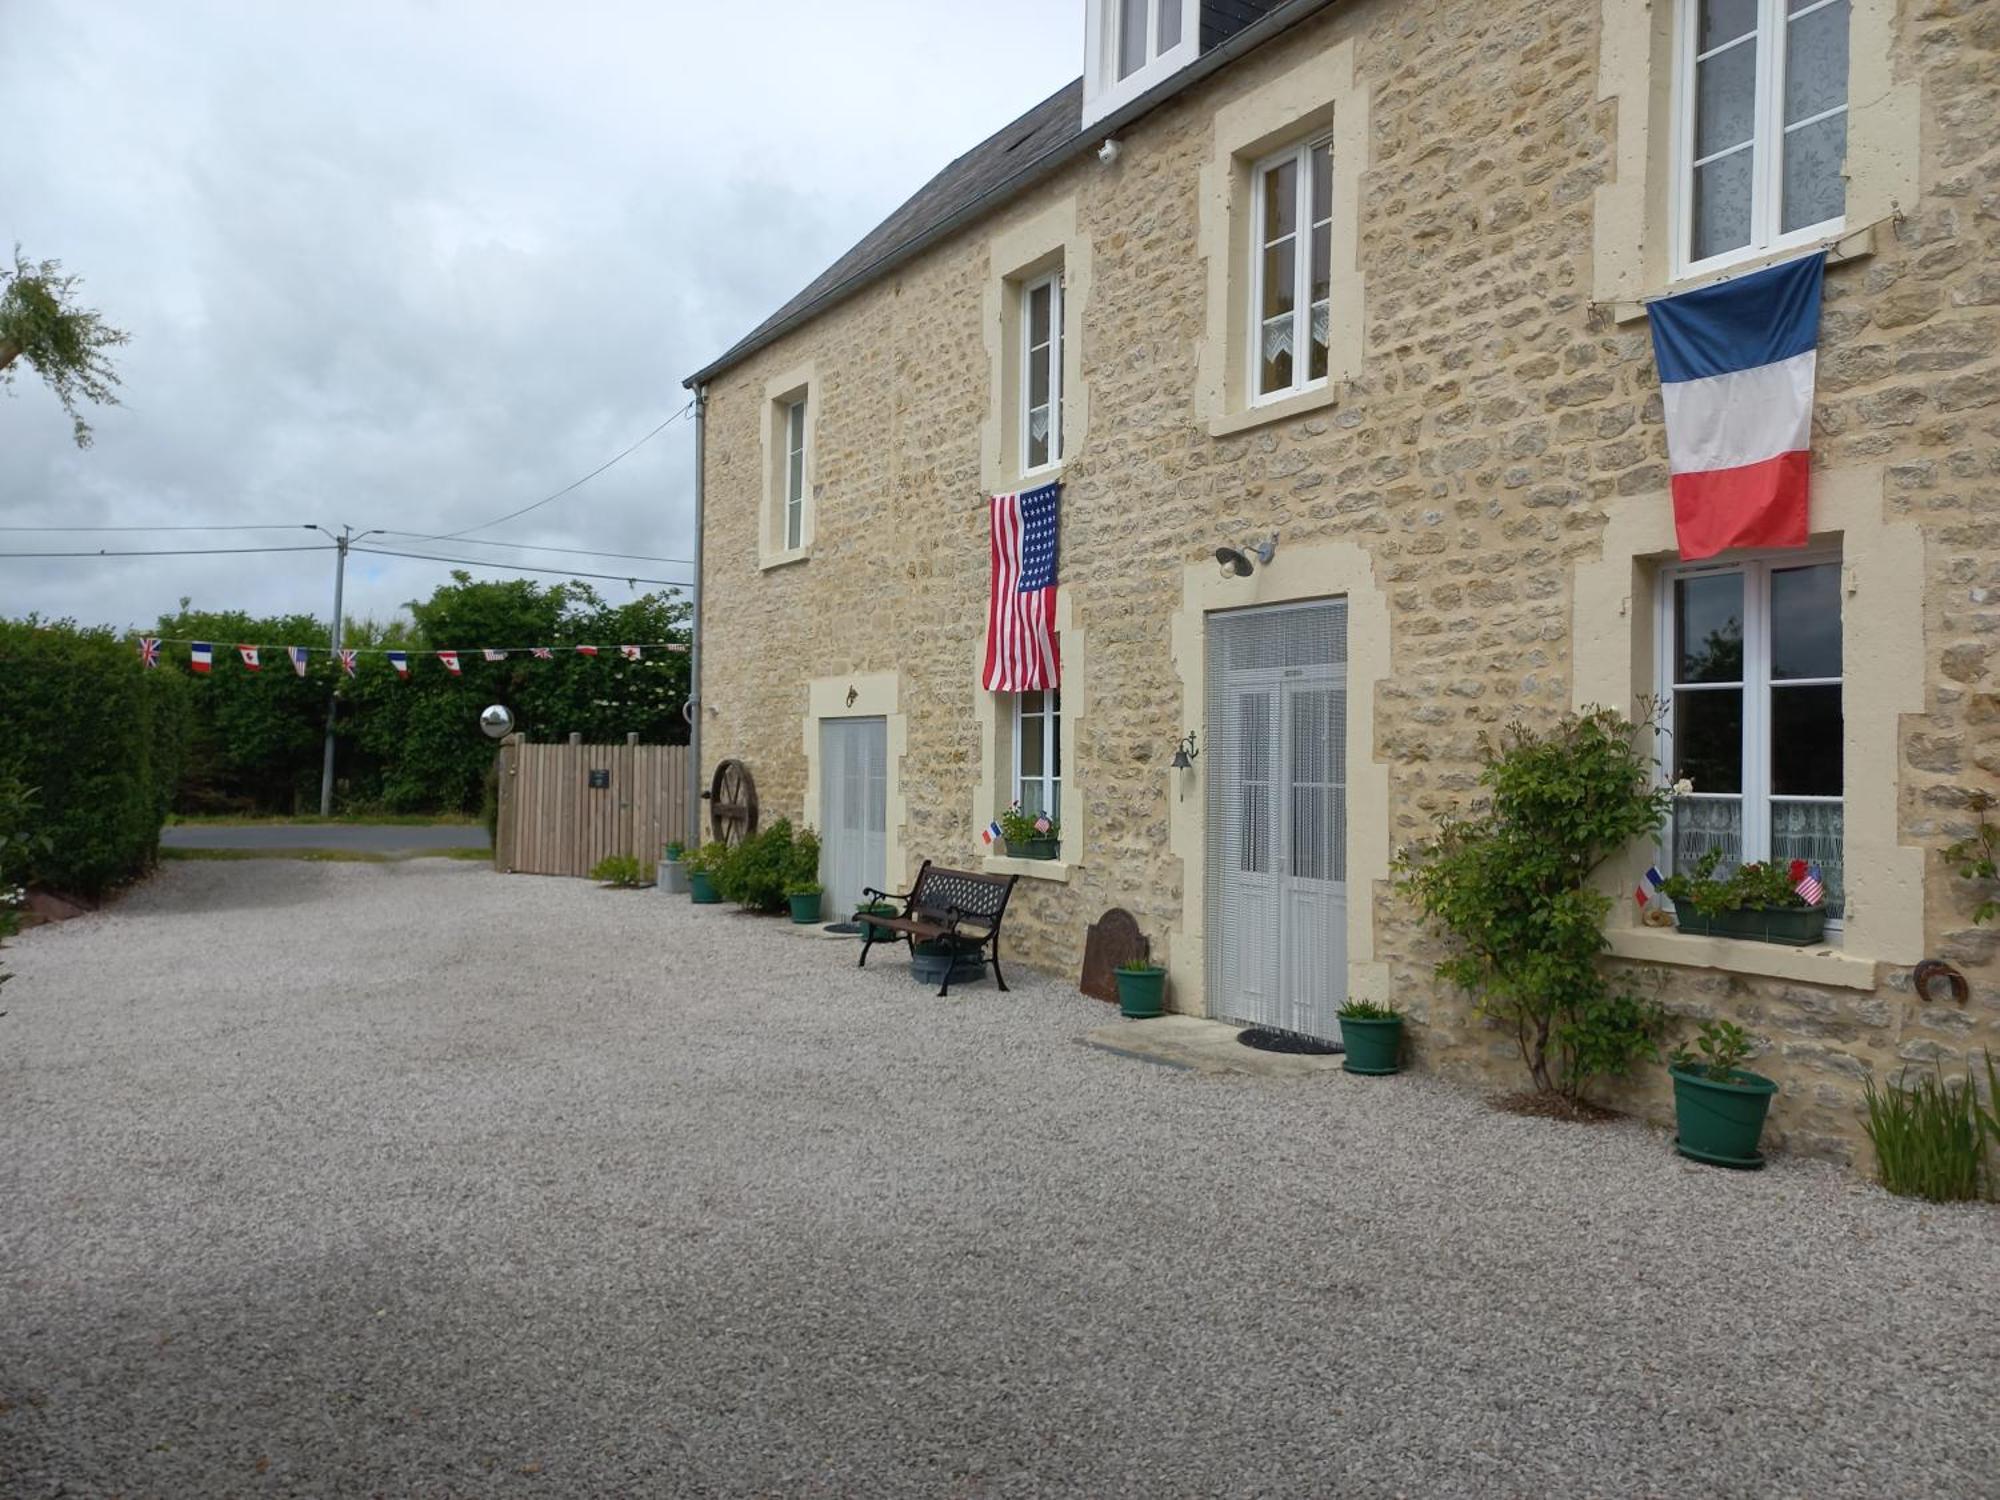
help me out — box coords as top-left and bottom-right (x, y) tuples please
(1215, 532), (1279, 579)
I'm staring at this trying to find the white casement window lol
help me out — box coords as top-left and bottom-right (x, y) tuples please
(783, 396), (807, 551)
(1083, 0), (1197, 127)
(1013, 690), (1061, 822)
(1020, 271), (1063, 474)
(1658, 550), (1844, 916)
(1114, 0), (1186, 80)
(1677, 0), (1850, 276)
(1250, 136), (1333, 403)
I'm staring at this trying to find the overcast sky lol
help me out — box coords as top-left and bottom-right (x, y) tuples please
(0, 0), (1078, 633)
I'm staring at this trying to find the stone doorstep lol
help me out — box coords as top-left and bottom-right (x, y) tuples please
(1080, 1014), (1349, 1079)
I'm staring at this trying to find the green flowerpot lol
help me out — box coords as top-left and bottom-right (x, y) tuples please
(1114, 966), (1167, 1018)
(856, 902), (899, 941)
(910, 939), (984, 987)
(1673, 905), (1826, 946)
(1671, 1065), (1779, 1169)
(1007, 837), (1060, 861)
(688, 870), (720, 904)
(788, 891), (823, 924)
(1338, 1015), (1403, 1075)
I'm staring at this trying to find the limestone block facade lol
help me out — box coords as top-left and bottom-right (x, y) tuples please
(688, 0), (2000, 1166)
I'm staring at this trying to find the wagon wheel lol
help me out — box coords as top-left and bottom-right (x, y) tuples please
(709, 758), (758, 846)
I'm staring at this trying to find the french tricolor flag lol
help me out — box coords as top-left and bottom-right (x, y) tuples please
(1647, 251), (1824, 562)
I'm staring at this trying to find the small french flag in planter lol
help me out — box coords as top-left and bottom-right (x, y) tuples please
(1647, 251), (1824, 562)
(981, 820), (1002, 847)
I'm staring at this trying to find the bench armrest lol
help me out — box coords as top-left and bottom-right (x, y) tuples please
(861, 885), (913, 907)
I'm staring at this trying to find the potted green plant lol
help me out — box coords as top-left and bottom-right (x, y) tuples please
(910, 936), (984, 988)
(658, 840), (689, 895)
(1337, 999), (1404, 1075)
(683, 841), (727, 904)
(786, 881), (824, 924)
(998, 801), (1060, 861)
(1113, 956), (1167, 1018)
(1660, 850), (1826, 945)
(1668, 1019), (1779, 1169)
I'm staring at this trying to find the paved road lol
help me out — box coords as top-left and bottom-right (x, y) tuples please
(2, 861), (1994, 1497)
(161, 821), (489, 851)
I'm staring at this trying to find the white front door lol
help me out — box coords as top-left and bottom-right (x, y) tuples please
(820, 716), (886, 918)
(1206, 603), (1349, 1038)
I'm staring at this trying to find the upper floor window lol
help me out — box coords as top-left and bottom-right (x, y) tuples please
(1678, 0), (1849, 275)
(1083, 0), (1197, 128)
(1251, 136), (1333, 403)
(1020, 271), (1063, 474)
(1014, 689), (1061, 823)
(783, 396), (806, 550)
(1659, 551), (1844, 916)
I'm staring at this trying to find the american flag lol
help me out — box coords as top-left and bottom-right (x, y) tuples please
(981, 482), (1060, 692)
(1795, 862), (1825, 906)
(138, 637), (160, 669)
(337, 649), (357, 677)
(483, 648), (508, 662)
(437, 650), (461, 676)
(287, 646), (309, 677)
(531, 647), (553, 660)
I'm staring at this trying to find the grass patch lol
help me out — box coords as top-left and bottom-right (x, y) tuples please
(162, 846), (490, 865)
(167, 812), (481, 828)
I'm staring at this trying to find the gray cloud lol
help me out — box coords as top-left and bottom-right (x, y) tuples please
(0, 0), (1077, 629)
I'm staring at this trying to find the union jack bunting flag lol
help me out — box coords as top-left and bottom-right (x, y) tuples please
(531, 647), (554, 660)
(338, 649), (358, 677)
(981, 481), (1060, 692)
(138, 637), (160, 669)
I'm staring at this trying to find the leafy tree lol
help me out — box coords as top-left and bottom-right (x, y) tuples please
(1395, 708), (1675, 1102)
(0, 247), (130, 447)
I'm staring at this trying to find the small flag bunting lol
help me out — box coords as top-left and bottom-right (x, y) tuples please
(387, 650), (409, 679)
(437, 650), (462, 676)
(190, 642), (213, 675)
(237, 645), (261, 672)
(338, 649), (358, 677)
(483, 648), (507, 662)
(532, 647), (553, 660)
(575, 645), (599, 657)
(287, 646), (309, 677)
(139, 637), (160, 669)
(620, 645), (641, 661)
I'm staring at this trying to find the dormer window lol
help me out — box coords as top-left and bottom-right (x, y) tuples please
(1083, 0), (1198, 128)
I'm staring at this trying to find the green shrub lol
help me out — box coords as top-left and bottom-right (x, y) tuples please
(1395, 708), (1675, 1102)
(0, 619), (189, 896)
(1669, 1019), (1758, 1081)
(1337, 999), (1402, 1021)
(683, 841), (728, 876)
(589, 853), (650, 888)
(1864, 1052), (1997, 1203)
(715, 818), (796, 913)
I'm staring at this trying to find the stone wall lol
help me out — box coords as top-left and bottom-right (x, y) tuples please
(695, 0), (2000, 1165)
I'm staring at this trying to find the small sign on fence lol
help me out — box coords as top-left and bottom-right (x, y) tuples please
(588, 768), (611, 789)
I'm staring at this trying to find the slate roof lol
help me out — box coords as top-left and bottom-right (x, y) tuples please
(684, 0), (1324, 388)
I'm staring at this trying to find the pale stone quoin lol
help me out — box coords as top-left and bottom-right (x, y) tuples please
(686, 0), (1999, 1167)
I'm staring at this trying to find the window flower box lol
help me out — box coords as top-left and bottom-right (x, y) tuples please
(1006, 836), (1060, 861)
(1672, 904), (1826, 946)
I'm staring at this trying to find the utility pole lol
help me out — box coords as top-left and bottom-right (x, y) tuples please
(307, 524), (381, 815)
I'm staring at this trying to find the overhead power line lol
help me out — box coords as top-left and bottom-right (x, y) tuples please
(409, 401), (696, 543)
(372, 531), (694, 566)
(349, 545), (688, 589)
(0, 522), (311, 534)
(0, 544), (332, 559)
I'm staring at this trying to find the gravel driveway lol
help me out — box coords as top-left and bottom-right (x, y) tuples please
(3, 860), (1995, 1498)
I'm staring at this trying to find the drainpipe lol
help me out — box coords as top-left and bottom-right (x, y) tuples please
(688, 383), (707, 844)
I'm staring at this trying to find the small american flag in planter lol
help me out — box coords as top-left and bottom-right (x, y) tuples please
(1791, 860), (1825, 906)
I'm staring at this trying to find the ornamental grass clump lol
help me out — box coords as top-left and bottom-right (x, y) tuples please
(1863, 1051), (1998, 1203)
(1395, 708), (1676, 1102)
(588, 854), (650, 888)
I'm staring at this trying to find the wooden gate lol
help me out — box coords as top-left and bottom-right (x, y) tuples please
(493, 735), (691, 877)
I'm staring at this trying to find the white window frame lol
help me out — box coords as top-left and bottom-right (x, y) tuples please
(1672, 0), (1849, 280)
(782, 395), (807, 551)
(1082, 0), (1198, 129)
(1655, 546), (1844, 923)
(1248, 135), (1334, 406)
(1012, 690), (1061, 825)
(1018, 270), (1064, 477)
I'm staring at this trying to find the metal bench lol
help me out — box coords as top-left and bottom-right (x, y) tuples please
(857, 861), (1019, 997)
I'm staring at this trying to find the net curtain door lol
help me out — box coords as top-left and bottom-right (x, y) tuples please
(1205, 601), (1349, 1039)
(820, 717), (887, 919)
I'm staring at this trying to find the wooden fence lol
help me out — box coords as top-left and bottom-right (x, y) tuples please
(493, 735), (692, 878)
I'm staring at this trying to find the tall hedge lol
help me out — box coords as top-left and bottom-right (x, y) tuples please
(0, 618), (189, 896)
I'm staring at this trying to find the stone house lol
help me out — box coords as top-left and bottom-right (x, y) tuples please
(682, 0), (1999, 1163)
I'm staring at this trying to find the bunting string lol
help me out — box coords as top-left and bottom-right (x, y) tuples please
(134, 637), (687, 674)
